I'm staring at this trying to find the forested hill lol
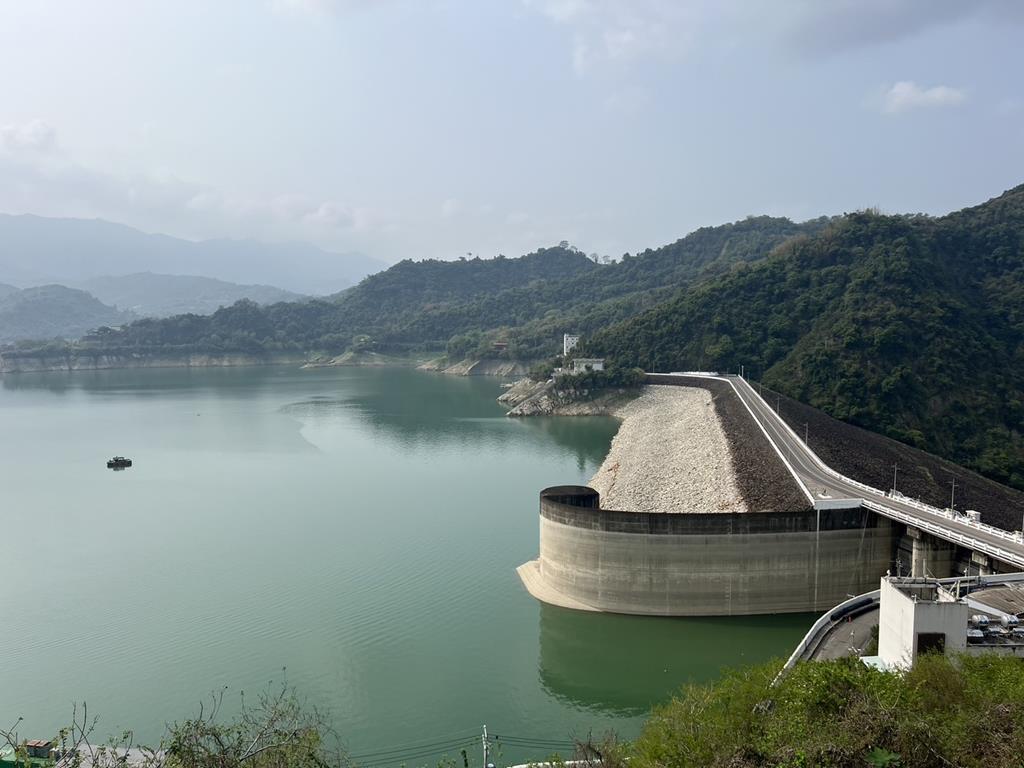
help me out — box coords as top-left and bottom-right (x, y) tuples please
(589, 184), (1024, 487)
(0, 285), (132, 344)
(23, 216), (816, 358)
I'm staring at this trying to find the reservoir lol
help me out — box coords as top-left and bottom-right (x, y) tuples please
(0, 366), (814, 765)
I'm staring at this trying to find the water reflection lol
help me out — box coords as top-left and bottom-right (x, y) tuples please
(537, 603), (816, 716)
(513, 416), (619, 472)
(281, 368), (620, 459)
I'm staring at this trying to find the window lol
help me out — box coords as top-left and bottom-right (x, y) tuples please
(917, 632), (946, 654)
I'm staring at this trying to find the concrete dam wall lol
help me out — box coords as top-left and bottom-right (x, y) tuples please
(518, 486), (901, 616)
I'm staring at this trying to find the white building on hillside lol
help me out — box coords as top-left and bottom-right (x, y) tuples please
(563, 333), (580, 356)
(570, 358), (604, 373)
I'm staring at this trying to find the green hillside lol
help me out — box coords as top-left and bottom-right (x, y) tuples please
(0, 284), (132, 344)
(589, 185), (1024, 487)
(43, 218), (811, 359)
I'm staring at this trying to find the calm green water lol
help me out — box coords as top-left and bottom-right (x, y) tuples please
(0, 366), (814, 765)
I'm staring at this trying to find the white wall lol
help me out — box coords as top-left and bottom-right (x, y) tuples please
(878, 578), (968, 670)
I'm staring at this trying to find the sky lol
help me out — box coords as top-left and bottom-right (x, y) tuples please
(0, 0), (1022, 264)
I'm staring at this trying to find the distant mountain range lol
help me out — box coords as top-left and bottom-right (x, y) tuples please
(0, 271), (308, 342)
(71, 273), (305, 318)
(0, 213), (384, 295)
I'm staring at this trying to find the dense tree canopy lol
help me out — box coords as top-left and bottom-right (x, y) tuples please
(590, 185), (1024, 487)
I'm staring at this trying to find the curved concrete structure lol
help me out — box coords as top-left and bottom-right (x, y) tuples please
(518, 486), (901, 616)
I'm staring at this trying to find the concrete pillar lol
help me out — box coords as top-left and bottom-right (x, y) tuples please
(971, 551), (993, 576)
(908, 526), (956, 578)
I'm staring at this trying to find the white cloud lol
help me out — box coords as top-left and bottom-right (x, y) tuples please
(0, 119), (58, 154)
(882, 81), (966, 113)
(440, 198), (462, 218)
(267, 0), (403, 16)
(0, 119), (384, 246)
(525, 0), (701, 75)
(525, 0), (1024, 72)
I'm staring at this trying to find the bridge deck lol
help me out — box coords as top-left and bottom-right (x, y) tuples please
(649, 373), (1024, 570)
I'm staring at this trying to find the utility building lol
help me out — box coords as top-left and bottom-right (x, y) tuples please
(570, 358), (604, 373)
(877, 577), (968, 670)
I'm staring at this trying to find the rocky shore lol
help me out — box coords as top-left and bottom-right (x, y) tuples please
(418, 357), (530, 377)
(499, 377), (637, 416)
(588, 385), (748, 514)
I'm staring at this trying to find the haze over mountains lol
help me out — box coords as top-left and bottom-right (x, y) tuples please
(0, 212), (386, 340)
(0, 284), (131, 344)
(72, 273), (304, 318)
(0, 213), (384, 295)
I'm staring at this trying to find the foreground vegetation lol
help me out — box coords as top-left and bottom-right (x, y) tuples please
(631, 654), (1024, 768)
(1, 685), (344, 768)
(9, 655), (1024, 768)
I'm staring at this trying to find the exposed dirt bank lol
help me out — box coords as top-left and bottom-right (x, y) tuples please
(302, 351), (431, 368)
(418, 357), (531, 377)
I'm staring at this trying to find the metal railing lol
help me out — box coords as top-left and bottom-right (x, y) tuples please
(781, 571), (1024, 674)
(730, 376), (1024, 566)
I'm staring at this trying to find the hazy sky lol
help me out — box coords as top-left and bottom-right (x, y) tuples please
(0, 0), (1021, 263)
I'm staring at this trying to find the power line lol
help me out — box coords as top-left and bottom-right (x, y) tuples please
(492, 735), (576, 748)
(354, 742), (478, 768)
(350, 734), (478, 760)
(349, 730), (575, 766)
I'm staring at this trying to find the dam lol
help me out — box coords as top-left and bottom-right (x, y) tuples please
(518, 374), (1024, 616)
(518, 486), (899, 615)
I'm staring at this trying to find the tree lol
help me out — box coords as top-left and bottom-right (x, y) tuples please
(1, 683), (348, 768)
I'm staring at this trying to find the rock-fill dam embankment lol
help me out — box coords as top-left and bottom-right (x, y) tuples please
(516, 377), (901, 616)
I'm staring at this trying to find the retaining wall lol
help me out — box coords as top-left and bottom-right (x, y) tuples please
(522, 486), (901, 616)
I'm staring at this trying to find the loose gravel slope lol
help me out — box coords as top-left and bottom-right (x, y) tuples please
(588, 380), (811, 514)
(589, 385), (747, 513)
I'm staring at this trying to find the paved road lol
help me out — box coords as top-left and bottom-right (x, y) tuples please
(813, 608), (879, 661)
(650, 373), (1024, 570)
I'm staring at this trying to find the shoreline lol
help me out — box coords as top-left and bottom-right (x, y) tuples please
(0, 350), (532, 376)
(498, 377), (638, 416)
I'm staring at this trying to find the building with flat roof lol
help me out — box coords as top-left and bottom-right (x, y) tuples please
(570, 358), (604, 373)
(874, 576), (1024, 670)
(878, 577), (968, 669)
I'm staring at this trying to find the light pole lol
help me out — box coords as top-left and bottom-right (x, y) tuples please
(950, 478), (957, 511)
(892, 463), (898, 496)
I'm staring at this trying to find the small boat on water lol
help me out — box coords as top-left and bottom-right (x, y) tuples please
(107, 456), (133, 469)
